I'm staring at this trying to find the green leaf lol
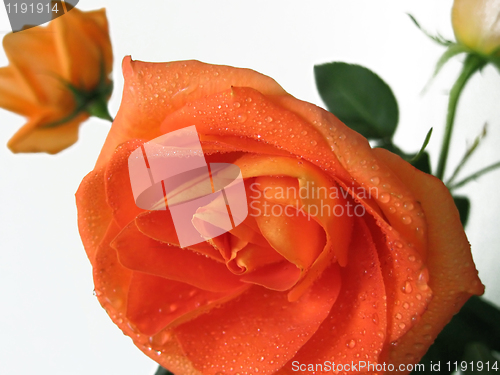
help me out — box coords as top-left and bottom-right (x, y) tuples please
(155, 366), (175, 375)
(463, 342), (500, 375)
(375, 132), (432, 175)
(315, 62), (399, 140)
(409, 128), (433, 164)
(453, 196), (470, 227)
(412, 297), (500, 375)
(412, 151), (432, 175)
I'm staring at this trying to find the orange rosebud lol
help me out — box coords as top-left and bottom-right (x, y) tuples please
(452, 0), (500, 56)
(76, 58), (483, 374)
(0, 7), (113, 154)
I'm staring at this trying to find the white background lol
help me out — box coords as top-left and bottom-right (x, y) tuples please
(1, 1), (499, 374)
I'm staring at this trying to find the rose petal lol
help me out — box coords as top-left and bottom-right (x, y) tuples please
(126, 272), (246, 336)
(104, 139), (146, 227)
(0, 67), (38, 115)
(270, 95), (429, 259)
(252, 197), (326, 270)
(7, 114), (85, 154)
(226, 242), (285, 275)
(54, 8), (112, 88)
(283, 217), (387, 371)
(232, 153), (353, 300)
(240, 261), (302, 291)
(136, 210), (225, 263)
(365, 214), (432, 342)
(3, 26), (62, 104)
(97, 58), (287, 166)
(93, 221), (203, 374)
(93, 221), (133, 321)
(373, 148), (483, 368)
(111, 220), (244, 293)
(175, 264), (341, 375)
(76, 166), (113, 263)
(371, 222), (431, 343)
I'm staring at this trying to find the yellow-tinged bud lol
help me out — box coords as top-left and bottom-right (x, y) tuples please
(452, 0), (500, 56)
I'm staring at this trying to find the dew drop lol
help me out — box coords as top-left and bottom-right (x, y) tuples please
(347, 339), (356, 348)
(416, 269), (429, 290)
(246, 97), (252, 103)
(389, 207), (396, 213)
(233, 102), (241, 108)
(399, 323), (406, 329)
(403, 201), (414, 210)
(300, 130), (308, 136)
(394, 241), (403, 248)
(237, 114), (247, 123)
(311, 140), (317, 146)
(265, 116), (273, 122)
(403, 302), (410, 309)
(372, 313), (379, 325)
(408, 255), (416, 262)
(370, 177), (380, 185)
(379, 194), (391, 203)
(395, 313), (402, 320)
(403, 281), (413, 294)
(402, 216), (412, 224)
(416, 293), (422, 301)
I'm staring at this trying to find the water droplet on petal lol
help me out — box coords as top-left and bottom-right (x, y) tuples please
(379, 194), (391, 203)
(403, 201), (414, 210)
(402, 216), (412, 224)
(403, 281), (413, 294)
(347, 339), (356, 348)
(416, 269), (430, 290)
(370, 177), (380, 185)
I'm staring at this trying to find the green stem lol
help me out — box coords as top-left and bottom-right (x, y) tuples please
(435, 54), (485, 180)
(449, 160), (500, 190)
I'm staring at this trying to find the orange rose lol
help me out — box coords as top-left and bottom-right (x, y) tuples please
(76, 57), (483, 374)
(0, 7), (112, 154)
